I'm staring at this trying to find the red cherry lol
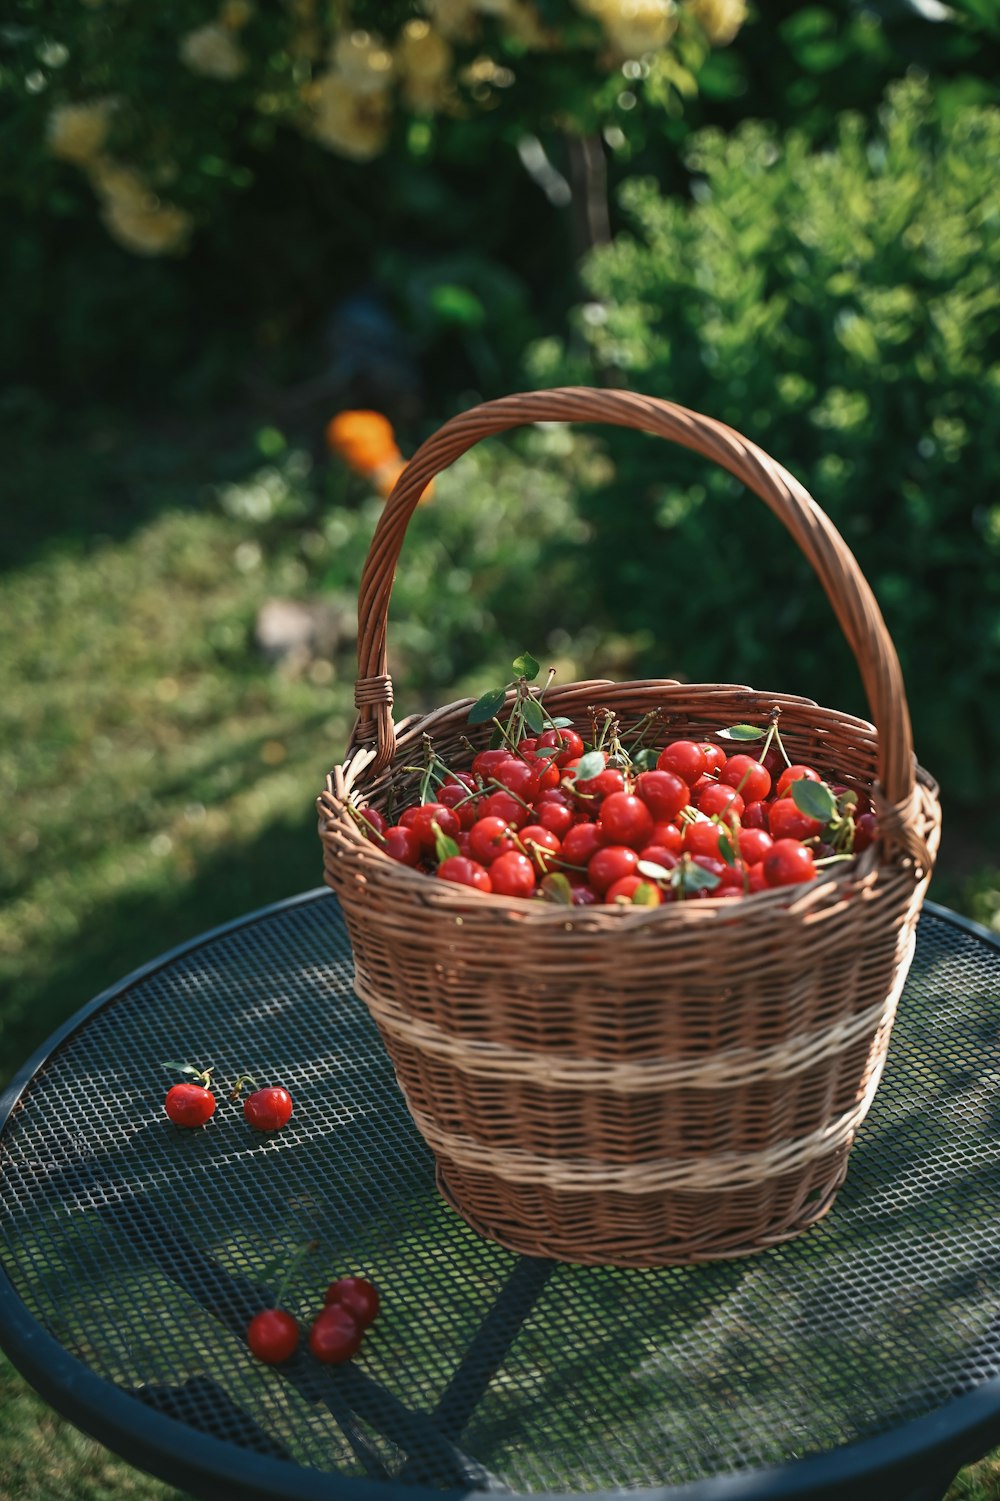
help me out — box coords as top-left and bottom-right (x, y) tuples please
(761, 743), (786, 779)
(357, 807), (386, 841)
(534, 798), (574, 838)
(588, 845), (639, 894)
(247, 1309), (299, 1364)
(762, 839), (817, 887)
(479, 791), (530, 828)
(605, 874), (662, 905)
(323, 1276), (380, 1328)
(649, 822), (683, 856)
(489, 851), (538, 898)
(436, 856), (492, 891)
(694, 782), (745, 822)
(437, 779), (479, 829)
(491, 758), (537, 799)
(577, 767), (626, 801)
(742, 800), (768, 830)
(699, 742), (728, 776)
(746, 861), (770, 892)
(637, 845), (678, 872)
(409, 802), (461, 850)
(471, 748), (510, 779)
(559, 821), (604, 869)
(635, 770), (687, 822)
(164, 1082), (216, 1128)
(382, 826), (422, 866)
(536, 727), (585, 765)
(656, 740), (708, 786)
(720, 754), (772, 803)
(531, 757), (562, 792)
(682, 820), (726, 858)
(688, 774), (719, 803)
(244, 1086), (293, 1132)
(518, 825), (562, 873)
(597, 792), (654, 850)
(308, 1304), (363, 1364)
(736, 827), (774, 866)
(775, 764), (823, 798)
(854, 811), (879, 852)
(768, 799), (823, 843)
(468, 815), (520, 865)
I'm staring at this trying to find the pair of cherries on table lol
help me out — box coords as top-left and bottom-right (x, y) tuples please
(360, 726), (875, 905)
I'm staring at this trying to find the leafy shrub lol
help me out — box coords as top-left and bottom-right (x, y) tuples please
(527, 80), (1000, 807)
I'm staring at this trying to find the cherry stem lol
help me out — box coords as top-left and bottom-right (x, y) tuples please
(490, 715), (526, 758)
(271, 1240), (319, 1311)
(757, 714), (791, 770)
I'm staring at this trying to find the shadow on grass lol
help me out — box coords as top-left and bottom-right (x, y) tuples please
(2, 809), (325, 1094)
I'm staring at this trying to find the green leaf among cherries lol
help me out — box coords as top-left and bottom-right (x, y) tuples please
(791, 779), (838, 824)
(522, 696), (546, 734)
(468, 688), (507, 725)
(573, 750), (606, 782)
(719, 724), (765, 742)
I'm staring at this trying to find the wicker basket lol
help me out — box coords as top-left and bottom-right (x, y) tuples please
(317, 388), (941, 1268)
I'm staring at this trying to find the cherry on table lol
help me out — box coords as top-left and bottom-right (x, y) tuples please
(247, 1308), (299, 1364)
(162, 1063), (216, 1127)
(309, 1303), (364, 1364)
(323, 1275), (381, 1329)
(244, 1085), (294, 1132)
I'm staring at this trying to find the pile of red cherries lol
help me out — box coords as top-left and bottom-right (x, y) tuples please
(354, 718), (876, 907)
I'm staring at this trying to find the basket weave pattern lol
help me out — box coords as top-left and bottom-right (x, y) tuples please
(318, 389), (941, 1267)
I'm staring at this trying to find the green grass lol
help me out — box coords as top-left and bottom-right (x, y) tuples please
(2, 412), (1000, 1500)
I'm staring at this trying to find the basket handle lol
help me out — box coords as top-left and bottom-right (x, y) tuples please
(351, 387), (921, 853)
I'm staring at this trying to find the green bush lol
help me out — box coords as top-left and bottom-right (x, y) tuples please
(527, 80), (1000, 807)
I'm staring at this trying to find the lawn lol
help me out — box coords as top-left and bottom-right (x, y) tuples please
(1, 412), (999, 1500)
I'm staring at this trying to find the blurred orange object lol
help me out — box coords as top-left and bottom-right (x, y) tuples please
(326, 410), (399, 473)
(325, 409), (432, 501)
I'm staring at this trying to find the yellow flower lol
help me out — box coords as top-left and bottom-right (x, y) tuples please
(89, 157), (149, 208)
(329, 30), (395, 95)
(395, 20), (453, 110)
(396, 20), (452, 82)
(686, 0), (746, 45)
(421, 0), (480, 42)
(179, 22), (248, 80)
(101, 197), (192, 256)
(46, 99), (114, 165)
(580, 0), (678, 56)
(310, 75), (392, 160)
(87, 156), (192, 256)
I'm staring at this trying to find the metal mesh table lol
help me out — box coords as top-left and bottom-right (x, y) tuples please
(2, 893), (1000, 1501)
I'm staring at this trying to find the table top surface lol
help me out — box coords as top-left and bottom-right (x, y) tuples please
(3, 893), (1000, 1501)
